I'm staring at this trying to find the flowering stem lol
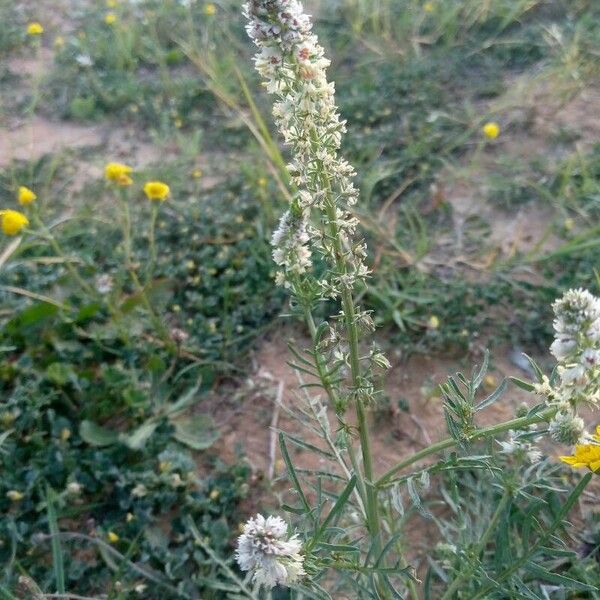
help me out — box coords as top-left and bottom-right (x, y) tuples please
(303, 307), (369, 515)
(117, 193), (176, 354)
(322, 200), (386, 588)
(376, 407), (558, 488)
(146, 204), (158, 285)
(32, 215), (97, 298)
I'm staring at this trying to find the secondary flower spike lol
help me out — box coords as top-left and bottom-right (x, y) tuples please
(236, 514), (305, 589)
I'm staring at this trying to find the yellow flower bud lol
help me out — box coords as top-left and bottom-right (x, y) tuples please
(27, 22), (44, 36)
(107, 531), (119, 543)
(105, 162), (133, 183)
(482, 122), (500, 139)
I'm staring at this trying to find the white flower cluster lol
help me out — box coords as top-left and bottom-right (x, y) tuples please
(271, 207), (312, 286)
(536, 289), (600, 445)
(499, 429), (542, 464)
(235, 514), (305, 589)
(243, 0), (366, 294)
(550, 288), (600, 391)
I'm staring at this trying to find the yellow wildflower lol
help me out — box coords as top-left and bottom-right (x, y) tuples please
(258, 177), (268, 187)
(105, 13), (117, 25)
(0, 210), (29, 236)
(0, 412), (16, 426)
(7, 490), (24, 502)
(105, 162), (133, 184)
(427, 315), (440, 329)
(143, 181), (170, 201)
(482, 122), (500, 139)
(18, 186), (37, 206)
(54, 36), (65, 48)
(423, 2), (435, 12)
(204, 3), (217, 16)
(192, 169), (203, 178)
(107, 531), (120, 543)
(27, 22), (44, 36)
(560, 425), (600, 472)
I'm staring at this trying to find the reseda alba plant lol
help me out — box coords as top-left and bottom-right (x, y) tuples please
(228, 1), (600, 598)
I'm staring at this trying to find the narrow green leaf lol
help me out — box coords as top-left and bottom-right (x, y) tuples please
(279, 433), (312, 515)
(46, 486), (65, 594)
(316, 542), (360, 553)
(319, 476), (356, 535)
(476, 378), (507, 411)
(472, 350), (489, 389)
(524, 562), (597, 591)
(509, 376), (535, 392)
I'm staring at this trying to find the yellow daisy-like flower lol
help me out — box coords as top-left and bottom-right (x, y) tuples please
(0, 210), (29, 236)
(143, 181), (170, 201)
(482, 122), (500, 139)
(560, 426), (600, 472)
(104, 13), (117, 25)
(105, 162), (133, 184)
(18, 186), (37, 206)
(107, 531), (120, 543)
(204, 3), (217, 16)
(27, 22), (44, 36)
(427, 315), (440, 329)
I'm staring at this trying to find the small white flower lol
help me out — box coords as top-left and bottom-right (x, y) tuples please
(66, 481), (82, 495)
(131, 483), (148, 498)
(235, 514), (305, 589)
(549, 411), (585, 445)
(95, 274), (114, 294)
(75, 54), (93, 67)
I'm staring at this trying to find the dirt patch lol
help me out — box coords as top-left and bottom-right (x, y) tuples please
(0, 115), (104, 167)
(212, 332), (531, 483)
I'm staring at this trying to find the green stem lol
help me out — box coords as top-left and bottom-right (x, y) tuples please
(440, 490), (511, 600)
(33, 215), (97, 298)
(146, 204), (158, 285)
(377, 408), (558, 488)
(322, 201), (387, 596)
(303, 307), (368, 514)
(117, 192), (176, 354)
